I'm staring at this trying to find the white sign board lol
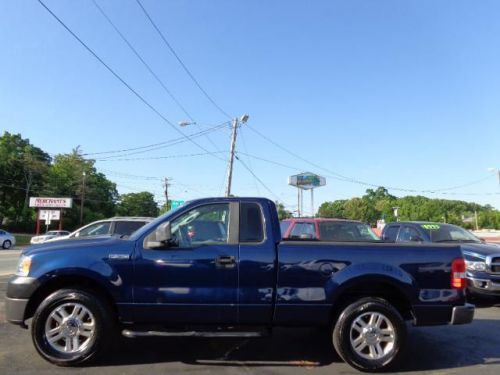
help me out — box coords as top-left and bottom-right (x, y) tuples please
(39, 210), (61, 221)
(30, 197), (73, 208)
(288, 172), (326, 190)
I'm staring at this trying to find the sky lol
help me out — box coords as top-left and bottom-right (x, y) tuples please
(1, 0), (499, 213)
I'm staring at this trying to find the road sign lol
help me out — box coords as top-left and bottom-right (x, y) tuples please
(39, 210), (61, 221)
(170, 200), (185, 209)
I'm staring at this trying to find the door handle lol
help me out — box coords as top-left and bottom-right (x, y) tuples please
(216, 255), (236, 267)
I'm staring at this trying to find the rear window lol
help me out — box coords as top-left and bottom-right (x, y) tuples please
(289, 222), (317, 240)
(239, 203), (264, 242)
(318, 222), (379, 241)
(114, 221), (147, 236)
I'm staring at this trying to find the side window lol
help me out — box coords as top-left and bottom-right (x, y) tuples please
(289, 223), (316, 240)
(76, 222), (111, 237)
(170, 203), (230, 248)
(398, 226), (421, 242)
(383, 225), (400, 241)
(280, 221), (291, 238)
(114, 221), (146, 236)
(240, 202), (264, 243)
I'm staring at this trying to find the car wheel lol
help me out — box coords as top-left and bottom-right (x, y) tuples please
(31, 288), (114, 366)
(332, 297), (407, 372)
(2, 240), (11, 249)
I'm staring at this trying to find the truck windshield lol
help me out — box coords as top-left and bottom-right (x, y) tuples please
(318, 222), (380, 241)
(420, 223), (482, 243)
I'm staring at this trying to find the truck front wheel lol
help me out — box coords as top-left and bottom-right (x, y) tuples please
(31, 288), (114, 366)
(332, 297), (407, 372)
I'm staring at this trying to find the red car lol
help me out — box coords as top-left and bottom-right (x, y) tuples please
(280, 218), (380, 241)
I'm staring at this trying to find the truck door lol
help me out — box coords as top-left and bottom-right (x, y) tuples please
(238, 201), (276, 324)
(132, 202), (239, 324)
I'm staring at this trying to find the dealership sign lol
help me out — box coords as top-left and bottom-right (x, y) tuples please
(288, 172), (326, 190)
(29, 197), (73, 208)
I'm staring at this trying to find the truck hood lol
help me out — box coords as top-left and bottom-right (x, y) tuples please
(461, 242), (500, 259)
(22, 236), (126, 256)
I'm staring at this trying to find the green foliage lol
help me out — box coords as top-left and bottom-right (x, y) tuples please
(318, 187), (499, 229)
(117, 192), (159, 217)
(276, 202), (292, 220)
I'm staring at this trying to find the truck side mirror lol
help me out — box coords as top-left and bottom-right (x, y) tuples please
(145, 221), (172, 249)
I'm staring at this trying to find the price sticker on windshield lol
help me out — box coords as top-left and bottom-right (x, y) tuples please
(421, 224), (440, 230)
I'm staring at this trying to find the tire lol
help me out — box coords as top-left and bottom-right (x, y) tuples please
(2, 240), (11, 249)
(31, 288), (115, 366)
(332, 297), (407, 372)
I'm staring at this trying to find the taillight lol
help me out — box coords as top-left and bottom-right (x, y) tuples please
(451, 258), (466, 289)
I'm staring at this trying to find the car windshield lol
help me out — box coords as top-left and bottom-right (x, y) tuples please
(129, 204), (186, 240)
(420, 223), (482, 243)
(318, 221), (380, 241)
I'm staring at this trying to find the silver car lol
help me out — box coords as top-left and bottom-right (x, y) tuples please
(0, 230), (16, 249)
(30, 230), (71, 245)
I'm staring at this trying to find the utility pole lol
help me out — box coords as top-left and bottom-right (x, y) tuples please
(225, 115), (249, 197)
(164, 177), (170, 210)
(79, 171), (86, 225)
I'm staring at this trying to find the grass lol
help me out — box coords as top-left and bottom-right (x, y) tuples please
(13, 233), (33, 246)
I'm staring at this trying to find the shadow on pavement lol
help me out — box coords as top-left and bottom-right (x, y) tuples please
(96, 318), (500, 371)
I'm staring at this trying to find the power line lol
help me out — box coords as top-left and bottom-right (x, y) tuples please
(37, 0), (225, 162)
(96, 151), (226, 162)
(91, 0), (223, 153)
(235, 155), (283, 202)
(135, 0), (232, 120)
(88, 124), (229, 160)
(244, 127), (497, 194)
(239, 127), (261, 195)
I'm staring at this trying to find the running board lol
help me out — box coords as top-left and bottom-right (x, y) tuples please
(122, 329), (270, 338)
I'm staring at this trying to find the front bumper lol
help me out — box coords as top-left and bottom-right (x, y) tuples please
(468, 276), (500, 295)
(5, 297), (29, 325)
(450, 303), (475, 325)
(5, 275), (39, 326)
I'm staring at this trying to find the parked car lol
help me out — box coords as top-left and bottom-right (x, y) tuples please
(281, 217), (380, 241)
(0, 229), (16, 249)
(6, 198), (473, 371)
(46, 216), (154, 242)
(30, 230), (71, 245)
(381, 221), (500, 299)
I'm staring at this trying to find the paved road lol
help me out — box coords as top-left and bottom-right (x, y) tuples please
(0, 250), (21, 276)
(0, 275), (499, 375)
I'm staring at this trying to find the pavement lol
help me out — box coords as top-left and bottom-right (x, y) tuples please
(0, 249), (22, 276)
(0, 275), (499, 375)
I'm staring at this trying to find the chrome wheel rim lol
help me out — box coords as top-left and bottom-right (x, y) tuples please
(44, 303), (96, 354)
(349, 311), (395, 360)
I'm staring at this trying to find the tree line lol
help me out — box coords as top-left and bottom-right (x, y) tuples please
(318, 187), (500, 229)
(0, 132), (160, 232)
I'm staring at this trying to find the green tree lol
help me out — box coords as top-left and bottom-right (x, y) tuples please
(43, 149), (118, 229)
(0, 132), (51, 229)
(117, 192), (159, 217)
(276, 202), (292, 220)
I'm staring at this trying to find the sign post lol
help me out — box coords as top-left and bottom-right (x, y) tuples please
(30, 197), (73, 234)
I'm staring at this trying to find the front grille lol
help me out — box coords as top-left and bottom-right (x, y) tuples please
(490, 257), (500, 273)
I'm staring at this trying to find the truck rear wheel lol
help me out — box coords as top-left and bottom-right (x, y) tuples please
(31, 288), (114, 366)
(332, 297), (407, 372)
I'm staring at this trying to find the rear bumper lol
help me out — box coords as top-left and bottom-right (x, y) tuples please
(450, 303), (475, 325)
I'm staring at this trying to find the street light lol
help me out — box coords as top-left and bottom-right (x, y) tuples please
(179, 121), (196, 127)
(487, 167), (500, 188)
(80, 171), (86, 225)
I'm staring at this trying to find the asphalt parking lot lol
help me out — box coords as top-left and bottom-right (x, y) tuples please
(0, 275), (499, 375)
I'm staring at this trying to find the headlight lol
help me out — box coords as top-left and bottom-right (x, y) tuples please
(16, 255), (32, 277)
(465, 260), (486, 272)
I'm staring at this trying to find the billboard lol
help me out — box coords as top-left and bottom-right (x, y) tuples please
(29, 197), (73, 208)
(288, 173), (326, 190)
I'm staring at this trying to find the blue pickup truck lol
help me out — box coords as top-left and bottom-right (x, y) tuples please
(382, 221), (500, 300)
(6, 198), (474, 371)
